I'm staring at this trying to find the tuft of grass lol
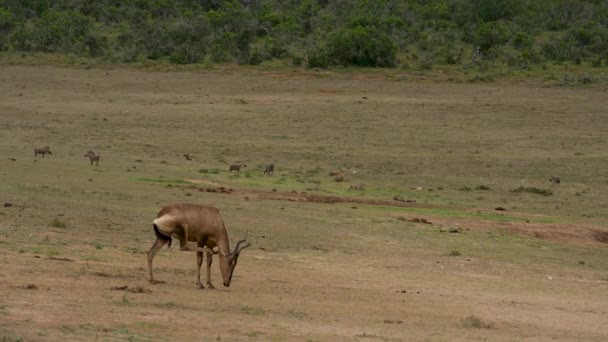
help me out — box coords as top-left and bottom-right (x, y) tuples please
(475, 185), (491, 190)
(50, 218), (67, 228)
(90, 242), (104, 250)
(81, 254), (102, 262)
(306, 167), (322, 175)
(152, 302), (194, 310)
(468, 74), (495, 82)
(47, 248), (60, 256)
(458, 186), (472, 191)
(461, 315), (494, 329)
(1, 337), (26, 342)
(449, 250), (461, 256)
(288, 310), (309, 319)
(198, 168), (221, 174)
(240, 305), (265, 315)
(354, 332), (389, 341)
(511, 186), (553, 196)
(119, 294), (130, 306)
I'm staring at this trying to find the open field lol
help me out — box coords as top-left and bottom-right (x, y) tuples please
(0, 65), (607, 341)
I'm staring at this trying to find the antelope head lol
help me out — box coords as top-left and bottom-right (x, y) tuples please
(218, 238), (251, 287)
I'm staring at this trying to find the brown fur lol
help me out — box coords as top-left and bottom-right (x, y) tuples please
(34, 146), (52, 158)
(84, 151), (100, 166)
(549, 175), (561, 184)
(147, 203), (251, 288)
(264, 162), (275, 176)
(229, 162), (247, 172)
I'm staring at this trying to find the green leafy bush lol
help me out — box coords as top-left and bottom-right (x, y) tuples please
(30, 9), (91, 52)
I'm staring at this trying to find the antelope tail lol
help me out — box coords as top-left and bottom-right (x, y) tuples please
(153, 224), (172, 248)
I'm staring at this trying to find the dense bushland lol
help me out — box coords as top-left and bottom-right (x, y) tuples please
(0, 0), (606, 69)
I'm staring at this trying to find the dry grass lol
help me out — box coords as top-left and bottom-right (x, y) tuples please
(0, 65), (607, 341)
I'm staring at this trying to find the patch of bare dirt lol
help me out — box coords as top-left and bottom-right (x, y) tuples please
(591, 230), (608, 244)
(428, 216), (608, 247)
(48, 256), (74, 262)
(179, 179), (428, 209)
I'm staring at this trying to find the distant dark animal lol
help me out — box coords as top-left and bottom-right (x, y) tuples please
(549, 176), (561, 184)
(84, 151), (100, 166)
(229, 162), (247, 173)
(264, 162), (275, 176)
(329, 170), (343, 177)
(34, 146), (52, 158)
(334, 172), (344, 182)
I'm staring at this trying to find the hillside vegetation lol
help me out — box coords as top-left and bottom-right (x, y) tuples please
(1, 0), (607, 71)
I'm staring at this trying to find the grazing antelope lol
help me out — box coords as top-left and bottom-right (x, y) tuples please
(84, 151), (100, 166)
(147, 203), (251, 288)
(549, 175), (561, 184)
(264, 162), (275, 176)
(34, 146), (52, 158)
(229, 162), (247, 173)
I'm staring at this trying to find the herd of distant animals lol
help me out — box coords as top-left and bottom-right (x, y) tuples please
(27, 145), (279, 289)
(228, 161), (275, 177)
(26, 145), (562, 289)
(32, 146), (100, 165)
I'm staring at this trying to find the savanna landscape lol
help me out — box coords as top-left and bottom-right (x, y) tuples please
(0, 63), (607, 341)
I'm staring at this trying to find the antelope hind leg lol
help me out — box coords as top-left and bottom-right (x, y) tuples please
(147, 238), (168, 284)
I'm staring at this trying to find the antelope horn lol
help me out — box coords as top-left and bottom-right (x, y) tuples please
(233, 239), (251, 253)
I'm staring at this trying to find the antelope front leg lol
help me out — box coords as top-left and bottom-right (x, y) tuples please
(205, 251), (215, 289)
(196, 251), (204, 289)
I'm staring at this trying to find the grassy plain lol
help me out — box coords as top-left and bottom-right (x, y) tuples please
(0, 64), (607, 341)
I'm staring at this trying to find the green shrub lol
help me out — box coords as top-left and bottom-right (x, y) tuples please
(312, 25), (397, 68)
(473, 21), (511, 53)
(30, 9), (92, 52)
(50, 218), (67, 228)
